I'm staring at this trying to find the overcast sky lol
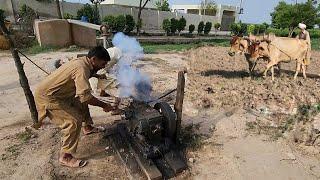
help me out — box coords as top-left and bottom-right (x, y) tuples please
(66, 0), (308, 24)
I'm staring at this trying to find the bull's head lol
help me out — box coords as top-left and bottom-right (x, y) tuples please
(248, 41), (269, 61)
(228, 36), (249, 57)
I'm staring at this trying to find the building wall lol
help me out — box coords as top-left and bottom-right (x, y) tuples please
(1, 0), (238, 31)
(101, 0), (157, 9)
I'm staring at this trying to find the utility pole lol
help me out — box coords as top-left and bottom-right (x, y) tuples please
(239, 0), (244, 14)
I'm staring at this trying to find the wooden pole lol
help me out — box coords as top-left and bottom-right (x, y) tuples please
(0, 19), (38, 125)
(174, 69), (187, 143)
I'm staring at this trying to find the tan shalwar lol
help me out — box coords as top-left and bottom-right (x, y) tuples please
(296, 30), (311, 65)
(34, 57), (94, 154)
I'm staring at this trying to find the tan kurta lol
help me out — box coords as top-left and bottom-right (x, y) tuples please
(296, 30), (311, 65)
(35, 57), (94, 123)
(34, 57), (94, 154)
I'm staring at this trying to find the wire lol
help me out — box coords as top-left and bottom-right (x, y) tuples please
(16, 49), (50, 75)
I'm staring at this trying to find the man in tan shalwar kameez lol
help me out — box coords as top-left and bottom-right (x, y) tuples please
(296, 23), (311, 65)
(34, 46), (116, 168)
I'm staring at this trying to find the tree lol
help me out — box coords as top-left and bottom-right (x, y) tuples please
(189, 24), (195, 34)
(170, 18), (178, 35)
(204, 22), (212, 35)
(213, 22), (220, 36)
(137, 0), (151, 35)
(200, 0), (217, 15)
(162, 19), (171, 36)
(77, 3), (100, 24)
(156, 0), (170, 11)
(177, 17), (186, 36)
(271, 0), (319, 37)
(19, 5), (37, 35)
(230, 22), (247, 36)
(125, 15), (135, 33)
(247, 24), (255, 35)
(197, 21), (204, 34)
(114, 15), (126, 32)
(103, 15), (115, 31)
(0, 9), (5, 21)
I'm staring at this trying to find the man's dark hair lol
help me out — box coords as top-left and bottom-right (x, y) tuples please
(87, 46), (110, 62)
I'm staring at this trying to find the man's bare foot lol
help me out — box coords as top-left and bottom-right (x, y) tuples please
(59, 153), (87, 168)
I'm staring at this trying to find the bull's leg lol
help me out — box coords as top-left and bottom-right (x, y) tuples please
(271, 66), (275, 81)
(301, 64), (307, 79)
(294, 62), (302, 80)
(263, 61), (277, 79)
(277, 63), (282, 76)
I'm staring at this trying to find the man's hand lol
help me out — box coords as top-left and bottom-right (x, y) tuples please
(103, 104), (115, 112)
(91, 74), (107, 79)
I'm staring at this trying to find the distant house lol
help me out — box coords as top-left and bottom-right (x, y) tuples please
(100, 0), (158, 9)
(172, 4), (239, 31)
(172, 5), (217, 16)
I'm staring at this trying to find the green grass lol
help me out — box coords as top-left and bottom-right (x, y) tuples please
(22, 41), (59, 55)
(312, 38), (320, 50)
(142, 39), (230, 54)
(16, 129), (33, 142)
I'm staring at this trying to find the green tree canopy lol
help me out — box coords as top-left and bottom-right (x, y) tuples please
(156, 0), (170, 11)
(271, 0), (319, 36)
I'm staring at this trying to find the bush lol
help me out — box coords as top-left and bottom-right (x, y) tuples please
(197, 21), (204, 34)
(247, 24), (255, 35)
(170, 18), (178, 34)
(254, 24), (267, 35)
(214, 23), (221, 30)
(137, 19), (143, 30)
(19, 5), (37, 35)
(204, 22), (212, 35)
(162, 19), (171, 36)
(189, 24), (195, 34)
(0, 9), (5, 21)
(76, 3), (100, 24)
(114, 15), (126, 32)
(125, 15), (135, 33)
(266, 28), (290, 37)
(177, 17), (186, 35)
(63, 13), (74, 19)
(103, 15), (116, 31)
(230, 22), (247, 36)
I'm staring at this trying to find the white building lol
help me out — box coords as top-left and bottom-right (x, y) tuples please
(172, 4), (239, 31)
(101, 0), (158, 9)
(172, 4), (216, 16)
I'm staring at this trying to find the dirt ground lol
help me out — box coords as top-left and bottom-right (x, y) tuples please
(0, 46), (320, 180)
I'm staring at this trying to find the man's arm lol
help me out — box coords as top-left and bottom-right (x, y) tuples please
(87, 96), (115, 112)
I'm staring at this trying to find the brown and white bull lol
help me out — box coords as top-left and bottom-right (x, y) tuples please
(248, 37), (309, 81)
(228, 36), (255, 75)
(228, 35), (281, 76)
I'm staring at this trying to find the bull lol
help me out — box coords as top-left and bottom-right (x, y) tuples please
(248, 37), (309, 81)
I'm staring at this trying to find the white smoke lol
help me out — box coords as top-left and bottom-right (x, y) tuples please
(112, 32), (152, 102)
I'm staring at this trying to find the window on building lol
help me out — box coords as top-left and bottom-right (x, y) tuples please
(187, 9), (199, 14)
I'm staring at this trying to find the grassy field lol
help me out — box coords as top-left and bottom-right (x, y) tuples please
(21, 38), (318, 55)
(312, 38), (320, 50)
(141, 39), (230, 54)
